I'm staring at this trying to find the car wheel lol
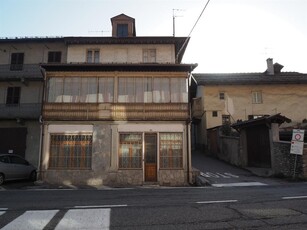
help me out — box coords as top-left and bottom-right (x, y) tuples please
(29, 171), (37, 182)
(0, 173), (4, 185)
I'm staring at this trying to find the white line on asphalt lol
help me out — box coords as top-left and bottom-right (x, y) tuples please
(0, 211), (6, 216)
(55, 208), (110, 230)
(0, 208), (8, 211)
(73, 204), (127, 209)
(1, 210), (58, 230)
(196, 200), (238, 204)
(282, 196), (307, 200)
(212, 182), (267, 187)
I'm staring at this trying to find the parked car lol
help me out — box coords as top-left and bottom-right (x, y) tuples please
(0, 154), (37, 185)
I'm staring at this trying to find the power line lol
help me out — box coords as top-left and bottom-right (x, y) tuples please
(176, 0), (211, 63)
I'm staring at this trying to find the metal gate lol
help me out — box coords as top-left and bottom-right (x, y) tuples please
(0, 128), (27, 157)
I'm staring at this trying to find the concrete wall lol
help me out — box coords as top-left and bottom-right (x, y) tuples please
(0, 42), (67, 64)
(199, 84), (307, 129)
(67, 44), (175, 63)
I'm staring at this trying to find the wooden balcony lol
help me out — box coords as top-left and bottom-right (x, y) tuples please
(43, 103), (189, 121)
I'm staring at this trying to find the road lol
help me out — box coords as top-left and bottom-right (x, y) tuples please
(1, 183), (307, 229)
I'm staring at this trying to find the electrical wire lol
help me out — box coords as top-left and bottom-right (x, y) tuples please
(176, 0), (211, 63)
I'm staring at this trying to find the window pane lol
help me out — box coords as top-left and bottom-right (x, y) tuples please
(94, 51), (100, 63)
(48, 78), (63, 102)
(144, 77), (152, 103)
(87, 50), (92, 63)
(117, 24), (128, 37)
(118, 78), (135, 103)
(153, 78), (170, 103)
(159, 133), (183, 169)
(6, 87), (20, 105)
(119, 133), (142, 169)
(63, 78), (80, 102)
(49, 134), (92, 169)
(135, 78), (144, 103)
(98, 78), (114, 102)
(80, 78), (97, 103)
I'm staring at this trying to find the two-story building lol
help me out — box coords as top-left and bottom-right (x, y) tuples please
(0, 37), (67, 167)
(192, 58), (307, 149)
(40, 14), (197, 186)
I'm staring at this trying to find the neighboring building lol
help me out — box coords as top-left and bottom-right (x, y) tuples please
(40, 14), (197, 186)
(0, 37), (66, 166)
(192, 58), (307, 149)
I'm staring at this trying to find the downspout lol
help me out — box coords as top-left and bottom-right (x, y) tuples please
(187, 72), (193, 184)
(38, 66), (46, 181)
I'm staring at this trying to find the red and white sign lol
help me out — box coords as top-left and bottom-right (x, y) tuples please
(290, 129), (305, 155)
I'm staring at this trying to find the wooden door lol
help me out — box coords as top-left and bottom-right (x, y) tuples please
(144, 133), (157, 182)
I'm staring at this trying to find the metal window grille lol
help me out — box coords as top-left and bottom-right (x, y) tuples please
(159, 133), (183, 169)
(49, 134), (92, 169)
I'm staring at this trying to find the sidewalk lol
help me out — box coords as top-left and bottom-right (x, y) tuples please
(191, 149), (285, 187)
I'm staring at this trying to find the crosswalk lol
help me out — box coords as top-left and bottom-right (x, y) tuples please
(0, 208), (111, 230)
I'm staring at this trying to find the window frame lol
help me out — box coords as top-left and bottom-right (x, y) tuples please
(48, 133), (93, 170)
(6, 87), (21, 105)
(10, 53), (24, 71)
(117, 24), (128, 37)
(219, 92), (225, 100)
(252, 91), (263, 104)
(143, 49), (156, 63)
(86, 49), (100, 63)
(48, 51), (62, 63)
(212, 111), (218, 117)
(118, 133), (142, 169)
(159, 132), (183, 169)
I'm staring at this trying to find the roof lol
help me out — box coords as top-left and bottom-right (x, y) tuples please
(231, 113), (291, 131)
(40, 63), (198, 72)
(193, 72), (307, 85)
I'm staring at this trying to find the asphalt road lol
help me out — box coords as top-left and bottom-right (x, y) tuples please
(1, 183), (307, 229)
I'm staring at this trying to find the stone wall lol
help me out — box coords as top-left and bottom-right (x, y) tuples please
(272, 141), (306, 178)
(159, 169), (186, 186)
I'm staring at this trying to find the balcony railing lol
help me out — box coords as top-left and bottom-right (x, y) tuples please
(43, 103), (189, 121)
(0, 103), (42, 119)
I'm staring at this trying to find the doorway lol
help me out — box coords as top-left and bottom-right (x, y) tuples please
(144, 133), (157, 182)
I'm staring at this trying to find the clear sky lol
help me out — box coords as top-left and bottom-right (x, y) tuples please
(1, 0), (306, 73)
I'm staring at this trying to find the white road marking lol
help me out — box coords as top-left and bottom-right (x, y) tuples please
(73, 204), (127, 209)
(212, 182), (267, 187)
(0, 208), (8, 211)
(200, 172), (240, 178)
(0, 211), (5, 216)
(282, 196), (307, 200)
(196, 199), (238, 204)
(2, 210), (58, 230)
(55, 208), (111, 230)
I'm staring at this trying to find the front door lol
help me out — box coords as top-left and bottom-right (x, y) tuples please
(144, 133), (157, 182)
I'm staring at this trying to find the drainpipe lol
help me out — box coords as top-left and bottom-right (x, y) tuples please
(38, 66), (46, 181)
(187, 73), (192, 184)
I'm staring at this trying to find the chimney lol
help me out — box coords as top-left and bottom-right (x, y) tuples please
(266, 58), (274, 75)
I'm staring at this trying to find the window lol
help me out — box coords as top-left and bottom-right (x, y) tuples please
(10, 53), (24, 70)
(9, 156), (27, 165)
(252, 91), (262, 104)
(143, 49), (156, 63)
(117, 24), (128, 37)
(6, 87), (20, 105)
(47, 77), (114, 103)
(160, 133), (183, 169)
(49, 134), (92, 169)
(153, 78), (170, 103)
(212, 111), (218, 117)
(222, 115), (231, 124)
(87, 50), (100, 63)
(119, 133), (142, 169)
(219, 92), (225, 100)
(48, 51), (61, 63)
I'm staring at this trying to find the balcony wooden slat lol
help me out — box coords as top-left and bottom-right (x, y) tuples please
(43, 103), (189, 121)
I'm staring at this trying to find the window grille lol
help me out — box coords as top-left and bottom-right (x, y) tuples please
(49, 134), (92, 169)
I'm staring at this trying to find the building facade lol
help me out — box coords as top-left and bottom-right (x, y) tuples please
(40, 14), (197, 186)
(0, 38), (67, 166)
(192, 59), (307, 149)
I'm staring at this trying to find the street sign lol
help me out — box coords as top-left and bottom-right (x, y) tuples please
(290, 129), (305, 155)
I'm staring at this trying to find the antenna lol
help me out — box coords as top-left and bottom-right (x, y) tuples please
(173, 9), (184, 37)
(88, 30), (110, 36)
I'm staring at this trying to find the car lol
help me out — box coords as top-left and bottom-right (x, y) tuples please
(0, 154), (37, 185)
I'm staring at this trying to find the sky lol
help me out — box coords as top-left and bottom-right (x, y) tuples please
(1, 0), (306, 73)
